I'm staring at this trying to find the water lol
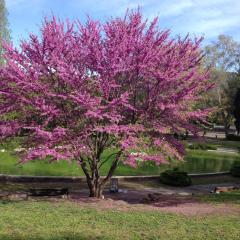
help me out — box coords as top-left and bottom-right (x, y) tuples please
(178, 154), (240, 173)
(1, 149), (240, 176)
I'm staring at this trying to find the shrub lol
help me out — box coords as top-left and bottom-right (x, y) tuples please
(187, 143), (217, 150)
(160, 169), (192, 186)
(230, 163), (240, 177)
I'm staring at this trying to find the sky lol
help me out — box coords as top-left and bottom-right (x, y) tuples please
(5, 0), (240, 46)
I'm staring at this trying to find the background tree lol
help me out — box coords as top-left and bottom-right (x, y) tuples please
(0, 0), (10, 64)
(0, 11), (211, 198)
(204, 35), (240, 136)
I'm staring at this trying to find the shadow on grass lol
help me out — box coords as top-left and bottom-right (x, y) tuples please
(70, 191), (199, 208)
(0, 234), (104, 240)
(0, 200), (14, 205)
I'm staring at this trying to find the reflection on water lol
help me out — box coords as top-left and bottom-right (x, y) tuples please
(178, 156), (239, 173)
(1, 149), (240, 175)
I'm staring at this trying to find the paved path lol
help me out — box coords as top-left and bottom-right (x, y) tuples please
(129, 182), (240, 196)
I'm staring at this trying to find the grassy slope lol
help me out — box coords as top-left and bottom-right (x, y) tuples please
(0, 200), (239, 240)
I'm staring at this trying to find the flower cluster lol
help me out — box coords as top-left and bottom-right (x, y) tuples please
(0, 10), (211, 168)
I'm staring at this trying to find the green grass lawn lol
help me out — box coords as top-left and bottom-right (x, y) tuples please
(0, 200), (239, 240)
(0, 150), (164, 176)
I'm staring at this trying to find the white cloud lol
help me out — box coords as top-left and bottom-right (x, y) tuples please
(146, 0), (240, 41)
(5, 0), (240, 44)
(148, 0), (194, 18)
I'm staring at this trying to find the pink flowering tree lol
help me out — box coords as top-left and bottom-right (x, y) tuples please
(0, 10), (211, 197)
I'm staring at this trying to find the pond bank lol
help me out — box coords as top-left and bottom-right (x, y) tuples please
(1, 172), (240, 196)
(0, 171), (231, 183)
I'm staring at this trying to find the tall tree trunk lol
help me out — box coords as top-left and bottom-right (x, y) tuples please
(223, 120), (230, 138)
(221, 111), (230, 138)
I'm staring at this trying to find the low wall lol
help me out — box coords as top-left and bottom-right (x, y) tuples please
(0, 171), (231, 183)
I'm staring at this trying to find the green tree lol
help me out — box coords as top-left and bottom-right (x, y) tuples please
(204, 35), (240, 137)
(0, 0), (10, 64)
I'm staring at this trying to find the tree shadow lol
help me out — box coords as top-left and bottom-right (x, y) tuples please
(70, 190), (199, 208)
(0, 233), (104, 240)
(1, 184), (200, 209)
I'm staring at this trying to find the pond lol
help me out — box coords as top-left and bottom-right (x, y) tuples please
(179, 153), (240, 173)
(0, 149), (240, 176)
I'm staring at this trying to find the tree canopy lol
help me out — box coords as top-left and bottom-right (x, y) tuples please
(0, 0), (10, 64)
(204, 35), (240, 136)
(0, 10), (211, 197)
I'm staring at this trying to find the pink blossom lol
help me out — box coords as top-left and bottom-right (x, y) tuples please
(0, 9), (211, 197)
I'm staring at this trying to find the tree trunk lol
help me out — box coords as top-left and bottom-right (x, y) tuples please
(80, 151), (122, 198)
(224, 122), (230, 138)
(88, 182), (103, 198)
(85, 173), (104, 198)
(221, 111), (230, 138)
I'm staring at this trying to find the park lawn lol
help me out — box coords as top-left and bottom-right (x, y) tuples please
(0, 148), (240, 176)
(198, 190), (240, 205)
(0, 200), (240, 240)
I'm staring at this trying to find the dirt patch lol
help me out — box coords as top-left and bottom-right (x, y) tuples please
(158, 202), (239, 216)
(69, 191), (240, 217)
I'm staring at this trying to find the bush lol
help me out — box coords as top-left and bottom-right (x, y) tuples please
(160, 169), (192, 186)
(187, 143), (217, 150)
(230, 163), (240, 177)
(226, 134), (240, 141)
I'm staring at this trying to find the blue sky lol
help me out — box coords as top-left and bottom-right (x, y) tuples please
(6, 0), (240, 46)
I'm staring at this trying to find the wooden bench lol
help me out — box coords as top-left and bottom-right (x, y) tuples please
(29, 188), (68, 198)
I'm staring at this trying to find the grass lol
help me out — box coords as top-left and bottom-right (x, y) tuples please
(0, 200), (239, 240)
(0, 150), (164, 176)
(198, 190), (240, 205)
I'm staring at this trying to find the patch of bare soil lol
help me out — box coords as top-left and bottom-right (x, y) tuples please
(150, 199), (240, 216)
(2, 181), (240, 217)
(69, 191), (240, 217)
